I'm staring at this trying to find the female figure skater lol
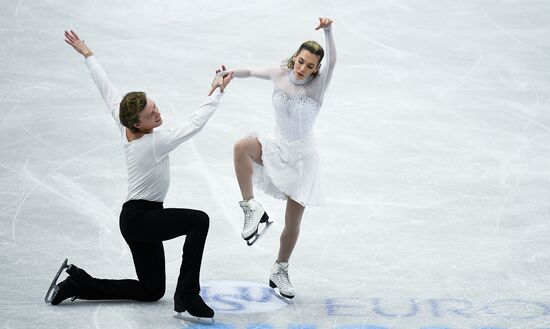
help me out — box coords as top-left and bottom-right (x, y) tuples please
(45, 30), (232, 321)
(231, 17), (336, 299)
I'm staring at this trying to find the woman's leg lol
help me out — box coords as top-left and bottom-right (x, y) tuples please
(268, 198), (305, 299)
(233, 137), (263, 200)
(277, 198), (306, 262)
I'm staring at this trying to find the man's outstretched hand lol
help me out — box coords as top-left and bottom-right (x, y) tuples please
(64, 30), (93, 58)
(208, 65), (234, 96)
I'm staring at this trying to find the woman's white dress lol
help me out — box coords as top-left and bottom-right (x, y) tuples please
(231, 27), (336, 206)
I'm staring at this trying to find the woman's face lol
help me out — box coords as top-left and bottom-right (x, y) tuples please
(134, 98), (162, 133)
(293, 49), (320, 80)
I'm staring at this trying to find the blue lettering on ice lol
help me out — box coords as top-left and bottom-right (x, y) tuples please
(482, 299), (550, 320)
(336, 325), (388, 329)
(238, 286), (273, 303)
(325, 298), (363, 316)
(247, 324), (273, 329)
(325, 297), (550, 320)
(429, 298), (473, 318)
(212, 293), (245, 312)
(201, 286), (243, 312)
(371, 298), (418, 318)
(288, 325), (318, 329)
(201, 286), (276, 312)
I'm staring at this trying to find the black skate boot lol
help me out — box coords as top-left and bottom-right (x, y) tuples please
(50, 264), (93, 305)
(174, 293), (214, 323)
(50, 276), (81, 305)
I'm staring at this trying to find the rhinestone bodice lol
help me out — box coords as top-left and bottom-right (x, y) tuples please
(229, 27), (335, 143)
(271, 88), (320, 142)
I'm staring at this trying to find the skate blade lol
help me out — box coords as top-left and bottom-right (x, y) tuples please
(173, 311), (215, 324)
(44, 258), (69, 303)
(268, 288), (295, 305)
(246, 220), (273, 246)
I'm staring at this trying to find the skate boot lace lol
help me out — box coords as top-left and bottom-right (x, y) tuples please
(274, 267), (291, 290)
(242, 204), (255, 231)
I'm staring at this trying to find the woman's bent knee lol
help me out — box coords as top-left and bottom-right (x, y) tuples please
(233, 138), (250, 157)
(234, 139), (247, 155)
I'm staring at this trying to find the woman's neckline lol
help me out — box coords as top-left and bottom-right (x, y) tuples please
(288, 70), (313, 86)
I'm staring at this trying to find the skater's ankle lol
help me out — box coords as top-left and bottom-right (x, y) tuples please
(175, 292), (199, 301)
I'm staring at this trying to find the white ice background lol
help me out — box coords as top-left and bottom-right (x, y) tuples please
(1, 1), (550, 328)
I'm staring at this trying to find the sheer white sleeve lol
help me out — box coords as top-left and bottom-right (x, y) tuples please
(151, 91), (224, 161)
(85, 56), (124, 133)
(311, 26), (337, 105)
(228, 67), (281, 81)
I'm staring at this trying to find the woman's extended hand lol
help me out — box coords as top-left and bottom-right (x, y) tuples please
(64, 30), (93, 58)
(208, 65), (234, 96)
(315, 17), (334, 30)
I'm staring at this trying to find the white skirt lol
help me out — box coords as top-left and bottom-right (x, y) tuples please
(251, 132), (325, 207)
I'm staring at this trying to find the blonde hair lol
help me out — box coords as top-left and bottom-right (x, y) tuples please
(119, 92), (147, 133)
(284, 40), (324, 78)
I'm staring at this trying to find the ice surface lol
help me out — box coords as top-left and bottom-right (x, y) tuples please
(1, 0), (550, 328)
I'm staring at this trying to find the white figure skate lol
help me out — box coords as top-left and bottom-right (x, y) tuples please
(240, 198), (272, 246)
(269, 261), (295, 302)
